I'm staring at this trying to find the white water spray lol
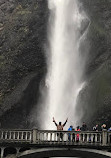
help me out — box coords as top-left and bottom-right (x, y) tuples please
(39, 0), (90, 130)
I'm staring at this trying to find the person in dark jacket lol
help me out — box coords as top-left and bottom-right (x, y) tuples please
(101, 124), (107, 131)
(81, 122), (88, 131)
(93, 125), (99, 132)
(93, 124), (99, 142)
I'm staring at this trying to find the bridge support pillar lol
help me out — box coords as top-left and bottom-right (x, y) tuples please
(1, 147), (4, 158)
(16, 148), (20, 154)
(102, 129), (107, 146)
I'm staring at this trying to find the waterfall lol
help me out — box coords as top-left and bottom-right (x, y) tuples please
(39, 0), (90, 130)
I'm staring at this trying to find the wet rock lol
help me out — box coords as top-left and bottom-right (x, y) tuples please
(0, 0), (48, 128)
(78, 0), (111, 128)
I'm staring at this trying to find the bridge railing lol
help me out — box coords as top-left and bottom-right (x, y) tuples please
(108, 131), (111, 144)
(36, 130), (102, 145)
(0, 129), (109, 146)
(0, 129), (32, 142)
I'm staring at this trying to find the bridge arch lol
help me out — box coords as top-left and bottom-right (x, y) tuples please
(4, 147), (17, 157)
(18, 148), (111, 158)
(19, 147), (31, 153)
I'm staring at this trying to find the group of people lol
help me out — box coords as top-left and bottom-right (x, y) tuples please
(68, 123), (109, 132)
(53, 117), (88, 132)
(53, 117), (110, 131)
(53, 117), (111, 141)
(53, 117), (88, 141)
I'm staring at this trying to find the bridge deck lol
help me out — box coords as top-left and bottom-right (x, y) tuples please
(0, 129), (111, 158)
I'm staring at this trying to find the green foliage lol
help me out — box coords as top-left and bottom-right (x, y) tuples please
(91, 21), (106, 36)
(0, 55), (5, 60)
(90, 62), (111, 112)
(17, 10), (32, 15)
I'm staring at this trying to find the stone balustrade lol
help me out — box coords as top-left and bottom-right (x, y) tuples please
(36, 130), (102, 145)
(0, 130), (32, 142)
(108, 131), (111, 144)
(0, 129), (110, 146)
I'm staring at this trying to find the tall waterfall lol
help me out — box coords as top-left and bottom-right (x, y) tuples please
(39, 0), (90, 130)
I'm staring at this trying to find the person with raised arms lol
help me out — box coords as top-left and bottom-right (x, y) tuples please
(53, 117), (68, 140)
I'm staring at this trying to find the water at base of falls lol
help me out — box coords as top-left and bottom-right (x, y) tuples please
(36, 0), (90, 130)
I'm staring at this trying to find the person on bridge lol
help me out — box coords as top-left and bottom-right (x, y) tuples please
(81, 122), (88, 131)
(93, 124), (99, 142)
(108, 127), (111, 131)
(76, 126), (80, 142)
(101, 124), (107, 131)
(53, 117), (68, 140)
(93, 124), (99, 131)
(53, 117), (68, 130)
(68, 125), (73, 141)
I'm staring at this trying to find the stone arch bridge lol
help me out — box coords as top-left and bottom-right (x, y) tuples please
(0, 129), (111, 158)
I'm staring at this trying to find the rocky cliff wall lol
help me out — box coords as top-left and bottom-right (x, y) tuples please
(0, 0), (48, 128)
(77, 0), (111, 128)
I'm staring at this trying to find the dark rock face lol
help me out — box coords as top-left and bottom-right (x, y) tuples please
(0, 0), (48, 128)
(77, 0), (111, 128)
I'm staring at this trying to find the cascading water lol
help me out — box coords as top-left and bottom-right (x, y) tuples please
(39, 0), (90, 130)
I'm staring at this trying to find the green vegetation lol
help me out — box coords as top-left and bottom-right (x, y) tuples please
(17, 10), (32, 15)
(91, 21), (106, 36)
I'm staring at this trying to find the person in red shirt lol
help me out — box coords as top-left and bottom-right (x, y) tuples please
(76, 126), (80, 142)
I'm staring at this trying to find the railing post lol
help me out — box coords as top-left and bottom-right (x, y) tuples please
(108, 133), (111, 144)
(102, 130), (107, 146)
(79, 133), (82, 143)
(1, 131), (3, 139)
(95, 134), (97, 142)
(29, 132), (32, 141)
(46, 133), (48, 141)
(32, 129), (37, 143)
(25, 132), (28, 140)
(87, 133), (89, 142)
(54, 132), (56, 141)
(21, 132), (24, 140)
(16, 147), (20, 155)
(17, 132), (19, 140)
(100, 133), (102, 143)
